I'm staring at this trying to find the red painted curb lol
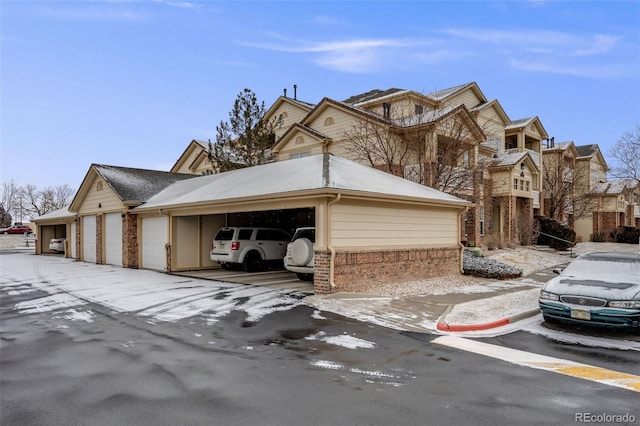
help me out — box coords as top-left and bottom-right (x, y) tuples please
(437, 317), (510, 332)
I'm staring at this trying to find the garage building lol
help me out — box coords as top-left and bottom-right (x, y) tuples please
(134, 154), (471, 294)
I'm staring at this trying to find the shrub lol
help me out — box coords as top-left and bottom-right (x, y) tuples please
(590, 232), (606, 242)
(535, 216), (576, 250)
(610, 226), (640, 244)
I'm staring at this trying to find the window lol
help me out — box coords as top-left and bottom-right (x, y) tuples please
(526, 181), (530, 192)
(514, 178), (518, 190)
(520, 179), (524, 190)
(414, 104), (424, 115)
(479, 207), (485, 236)
(290, 151), (310, 159)
(382, 102), (391, 119)
(237, 229), (253, 240)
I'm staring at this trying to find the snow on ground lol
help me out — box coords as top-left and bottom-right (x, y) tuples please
(305, 331), (377, 349)
(443, 288), (540, 325)
(1, 253), (303, 324)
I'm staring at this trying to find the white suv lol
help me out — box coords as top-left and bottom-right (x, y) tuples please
(210, 227), (291, 272)
(283, 227), (315, 281)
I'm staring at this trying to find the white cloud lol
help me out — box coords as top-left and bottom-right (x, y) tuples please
(242, 36), (435, 73)
(509, 59), (622, 79)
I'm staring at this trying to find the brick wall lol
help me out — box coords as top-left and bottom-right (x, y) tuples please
(313, 247), (461, 294)
(593, 211), (619, 242)
(122, 213), (138, 268)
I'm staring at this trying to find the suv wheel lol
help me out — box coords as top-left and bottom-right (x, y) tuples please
(296, 273), (314, 281)
(243, 251), (264, 273)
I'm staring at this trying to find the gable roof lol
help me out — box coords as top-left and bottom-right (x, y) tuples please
(69, 164), (195, 211)
(425, 82), (487, 104)
(488, 150), (539, 169)
(575, 144), (600, 158)
(471, 99), (511, 124)
(137, 154), (471, 211)
(263, 95), (316, 122)
(170, 139), (209, 173)
(575, 143), (609, 170)
(272, 123), (331, 153)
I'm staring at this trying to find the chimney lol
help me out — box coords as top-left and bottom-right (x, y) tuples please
(283, 88), (287, 98)
(293, 84), (297, 100)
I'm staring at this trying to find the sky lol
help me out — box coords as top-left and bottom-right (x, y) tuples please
(1, 0), (639, 190)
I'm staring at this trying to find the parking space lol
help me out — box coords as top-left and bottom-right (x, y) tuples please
(173, 268), (314, 294)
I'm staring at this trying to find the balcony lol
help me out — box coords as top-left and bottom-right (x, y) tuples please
(532, 191), (540, 208)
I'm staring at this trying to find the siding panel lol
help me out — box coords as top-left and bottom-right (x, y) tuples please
(330, 200), (459, 248)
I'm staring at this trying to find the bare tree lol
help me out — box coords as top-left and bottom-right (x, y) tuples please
(543, 152), (596, 223)
(340, 104), (411, 177)
(207, 88), (283, 173)
(609, 123), (640, 183)
(1, 180), (19, 226)
(3, 183), (75, 221)
(342, 103), (482, 199)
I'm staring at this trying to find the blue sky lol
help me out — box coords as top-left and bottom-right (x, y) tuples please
(2, 0), (639, 189)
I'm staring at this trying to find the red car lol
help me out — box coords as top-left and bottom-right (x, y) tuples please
(1, 225), (33, 235)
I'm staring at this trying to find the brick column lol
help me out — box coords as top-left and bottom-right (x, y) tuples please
(122, 213), (138, 268)
(96, 214), (103, 264)
(313, 250), (331, 294)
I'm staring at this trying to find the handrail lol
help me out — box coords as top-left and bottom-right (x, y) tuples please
(537, 231), (576, 258)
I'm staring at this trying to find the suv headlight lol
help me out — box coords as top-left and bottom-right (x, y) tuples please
(540, 291), (559, 301)
(608, 300), (640, 308)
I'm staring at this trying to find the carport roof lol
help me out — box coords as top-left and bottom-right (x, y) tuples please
(33, 207), (76, 222)
(137, 154), (471, 210)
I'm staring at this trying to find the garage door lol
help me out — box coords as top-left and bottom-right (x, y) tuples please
(83, 215), (96, 263)
(70, 222), (77, 259)
(142, 217), (168, 271)
(105, 212), (123, 266)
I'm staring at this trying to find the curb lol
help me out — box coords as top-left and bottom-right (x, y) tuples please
(436, 308), (540, 332)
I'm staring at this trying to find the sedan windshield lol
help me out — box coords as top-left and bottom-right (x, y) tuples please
(561, 257), (640, 282)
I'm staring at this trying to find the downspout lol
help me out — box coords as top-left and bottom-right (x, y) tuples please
(159, 209), (171, 272)
(458, 207), (468, 274)
(327, 194), (342, 289)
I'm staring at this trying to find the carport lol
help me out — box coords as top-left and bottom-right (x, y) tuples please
(134, 154), (472, 294)
(32, 208), (77, 257)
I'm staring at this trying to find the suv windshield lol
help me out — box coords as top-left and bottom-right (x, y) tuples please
(293, 228), (315, 242)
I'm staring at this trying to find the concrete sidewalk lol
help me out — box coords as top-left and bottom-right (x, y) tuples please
(304, 266), (559, 334)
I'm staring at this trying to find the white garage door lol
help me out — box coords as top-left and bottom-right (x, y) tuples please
(105, 212), (123, 266)
(70, 222), (77, 259)
(83, 215), (96, 263)
(142, 217), (168, 271)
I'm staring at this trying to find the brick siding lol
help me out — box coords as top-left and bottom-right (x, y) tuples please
(122, 213), (138, 268)
(313, 247), (461, 294)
